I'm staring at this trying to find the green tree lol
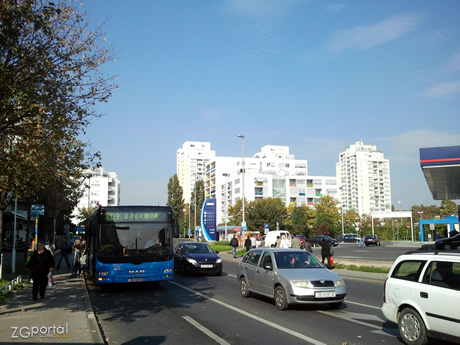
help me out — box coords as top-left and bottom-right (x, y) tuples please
(190, 179), (205, 228)
(0, 0), (116, 250)
(313, 195), (340, 237)
(440, 200), (457, 218)
(288, 205), (315, 237)
(167, 174), (184, 227)
(246, 198), (288, 232)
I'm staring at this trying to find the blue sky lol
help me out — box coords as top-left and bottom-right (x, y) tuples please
(80, 0), (460, 209)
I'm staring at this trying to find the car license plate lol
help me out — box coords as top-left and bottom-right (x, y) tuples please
(128, 277), (145, 282)
(201, 264), (213, 268)
(315, 291), (336, 298)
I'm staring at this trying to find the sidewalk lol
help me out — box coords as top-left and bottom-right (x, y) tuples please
(0, 271), (104, 344)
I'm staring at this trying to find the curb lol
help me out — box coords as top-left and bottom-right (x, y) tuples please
(82, 274), (106, 345)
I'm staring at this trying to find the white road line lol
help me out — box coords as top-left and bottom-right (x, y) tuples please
(226, 273), (237, 278)
(345, 300), (382, 310)
(183, 316), (231, 345)
(170, 281), (327, 345)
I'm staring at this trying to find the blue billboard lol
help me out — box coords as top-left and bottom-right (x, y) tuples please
(201, 198), (217, 241)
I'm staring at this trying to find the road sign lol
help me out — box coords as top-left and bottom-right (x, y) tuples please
(31, 204), (45, 216)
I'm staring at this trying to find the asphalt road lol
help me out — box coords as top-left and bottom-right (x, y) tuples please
(86, 255), (401, 345)
(88, 242), (454, 345)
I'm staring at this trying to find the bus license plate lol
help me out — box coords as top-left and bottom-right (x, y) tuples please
(128, 278), (145, 282)
(201, 264), (213, 268)
(315, 291), (336, 298)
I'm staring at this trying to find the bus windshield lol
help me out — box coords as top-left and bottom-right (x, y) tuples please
(98, 222), (171, 259)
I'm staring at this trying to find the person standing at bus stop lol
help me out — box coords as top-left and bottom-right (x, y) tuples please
(230, 235), (239, 258)
(26, 239), (54, 300)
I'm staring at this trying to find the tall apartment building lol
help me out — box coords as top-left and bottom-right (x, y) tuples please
(336, 140), (391, 215)
(177, 141), (216, 204)
(72, 167), (121, 219)
(204, 145), (338, 226)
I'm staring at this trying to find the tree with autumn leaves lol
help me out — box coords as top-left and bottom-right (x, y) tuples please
(0, 0), (116, 247)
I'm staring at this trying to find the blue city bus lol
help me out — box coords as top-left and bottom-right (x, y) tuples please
(86, 205), (179, 284)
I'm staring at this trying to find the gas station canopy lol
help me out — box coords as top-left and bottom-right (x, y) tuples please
(420, 145), (460, 200)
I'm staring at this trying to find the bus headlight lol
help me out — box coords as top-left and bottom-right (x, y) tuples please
(98, 272), (109, 276)
(164, 268), (173, 273)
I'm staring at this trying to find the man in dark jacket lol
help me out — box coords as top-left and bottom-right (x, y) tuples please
(26, 240), (55, 300)
(244, 237), (252, 252)
(319, 238), (332, 267)
(230, 235), (239, 258)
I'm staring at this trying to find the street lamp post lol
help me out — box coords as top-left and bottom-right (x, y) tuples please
(398, 201), (402, 241)
(223, 173), (230, 241)
(194, 175), (197, 241)
(237, 134), (245, 234)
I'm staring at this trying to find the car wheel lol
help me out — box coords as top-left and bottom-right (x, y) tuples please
(274, 286), (289, 310)
(378, 241), (381, 246)
(239, 277), (250, 298)
(444, 244), (452, 251)
(398, 307), (428, 345)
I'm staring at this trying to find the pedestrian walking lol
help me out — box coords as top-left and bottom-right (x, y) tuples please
(230, 235), (239, 258)
(304, 238), (313, 253)
(291, 236), (301, 249)
(26, 239), (55, 300)
(56, 240), (71, 270)
(45, 240), (56, 256)
(280, 234), (290, 248)
(319, 238), (332, 267)
(74, 234), (86, 254)
(71, 245), (81, 278)
(275, 236), (281, 248)
(244, 237), (252, 252)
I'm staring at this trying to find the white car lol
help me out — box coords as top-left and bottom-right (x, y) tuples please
(382, 251), (460, 345)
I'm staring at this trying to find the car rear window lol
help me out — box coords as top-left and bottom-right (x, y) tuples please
(392, 260), (427, 282)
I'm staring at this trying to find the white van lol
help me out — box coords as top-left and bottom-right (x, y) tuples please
(264, 230), (291, 248)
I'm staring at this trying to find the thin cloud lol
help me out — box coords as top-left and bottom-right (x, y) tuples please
(323, 14), (420, 54)
(420, 81), (460, 98)
(375, 130), (460, 164)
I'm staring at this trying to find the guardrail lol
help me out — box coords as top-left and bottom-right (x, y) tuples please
(1, 276), (22, 295)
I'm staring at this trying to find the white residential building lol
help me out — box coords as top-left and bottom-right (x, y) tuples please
(72, 167), (120, 219)
(336, 140), (391, 215)
(204, 145), (338, 226)
(177, 141), (216, 204)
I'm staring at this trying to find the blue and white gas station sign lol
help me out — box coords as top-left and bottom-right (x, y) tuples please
(201, 198), (217, 241)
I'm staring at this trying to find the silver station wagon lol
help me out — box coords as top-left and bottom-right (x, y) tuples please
(237, 248), (346, 310)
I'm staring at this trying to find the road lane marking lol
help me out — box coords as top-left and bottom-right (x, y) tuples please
(317, 310), (393, 337)
(183, 316), (230, 345)
(170, 281), (327, 345)
(227, 274), (237, 278)
(345, 300), (382, 310)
